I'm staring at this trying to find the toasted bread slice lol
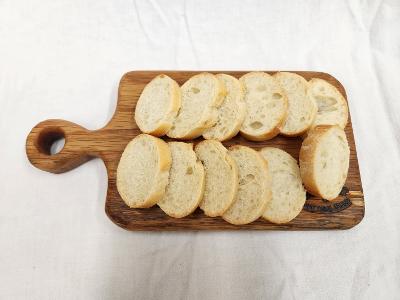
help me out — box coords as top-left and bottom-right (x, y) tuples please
(239, 72), (288, 141)
(222, 145), (272, 225)
(167, 73), (226, 139)
(195, 140), (238, 217)
(308, 78), (348, 129)
(299, 125), (350, 200)
(117, 134), (171, 208)
(203, 74), (246, 141)
(158, 142), (205, 218)
(259, 147), (306, 224)
(134, 74), (181, 136)
(274, 72), (317, 136)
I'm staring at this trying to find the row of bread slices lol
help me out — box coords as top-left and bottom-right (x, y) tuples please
(134, 72), (348, 142)
(116, 125), (349, 224)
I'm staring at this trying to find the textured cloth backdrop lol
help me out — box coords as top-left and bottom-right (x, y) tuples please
(1, 0), (399, 299)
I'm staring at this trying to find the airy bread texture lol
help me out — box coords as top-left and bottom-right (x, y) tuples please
(308, 78), (348, 129)
(202, 74), (246, 141)
(158, 142), (205, 218)
(222, 145), (271, 225)
(300, 125), (350, 200)
(274, 72), (317, 136)
(134, 74), (181, 136)
(195, 140), (238, 217)
(117, 134), (172, 208)
(259, 147), (306, 224)
(167, 73), (226, 139)
(239, 72), (288, 141)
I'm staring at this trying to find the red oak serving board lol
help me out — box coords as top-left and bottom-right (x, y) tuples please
(26, 71), (364, 230)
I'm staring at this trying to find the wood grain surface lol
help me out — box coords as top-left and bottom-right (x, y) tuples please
(26, 71), (364, 230)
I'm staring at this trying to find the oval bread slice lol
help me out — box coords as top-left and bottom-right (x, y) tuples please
(134, 74), (181, 136)
(239, 72), (288, 141)
(222, 145), (272, 225)
(116, 134), (172, 208)
(167, 73), (226, 139)
(308, 78), (349, 129)
(259, 147), (306, 224)
(158, 142), (205, 218)
(274, 72), (317, 136)
(195, 140), (238, 217)
(202, 74), (246, 141)
(299, 125), (350, 200)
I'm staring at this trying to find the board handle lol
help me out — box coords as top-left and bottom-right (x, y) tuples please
(26, 119), (101, 174)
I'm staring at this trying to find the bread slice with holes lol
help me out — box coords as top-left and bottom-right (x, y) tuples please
(308, 78), (349, 129)
(195, 140), (238, 217)
(239, 72), (288, 141)
(167, 73), (226, 139)
(134, 74), (181, 136)
(299, 125), (350, 200)
(222, 145), (271, 225)
(202, 74), (246, 141)
(259, 147), (306, 224)
(117, 134), (171, 208)
(274, 72), (317, 136)
(158, 142), (205, 218)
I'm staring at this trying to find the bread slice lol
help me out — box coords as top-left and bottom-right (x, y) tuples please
(134, 74), (181, 136)
(259, 147), (306, 224)
(222, 145), (271, 225)
(202, 74), (246, 141)
(239, 72), (288, 141)
(308, 78), (349, 129)
(299, 125), (350, 200)
(195, 140), (238, 217)
(158, 142), (205, 218)
(116, 134), (171, 208)
(274, 72), (317, 136)
(167, 73), (226, 139)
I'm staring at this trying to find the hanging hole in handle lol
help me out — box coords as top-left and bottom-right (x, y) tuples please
(50, 137), (65, 155)
(36, 127), (66, 156)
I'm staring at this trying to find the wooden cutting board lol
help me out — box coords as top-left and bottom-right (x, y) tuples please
(26, 71), (364, 230)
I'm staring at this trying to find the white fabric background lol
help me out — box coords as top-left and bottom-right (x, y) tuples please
(1, 0), (399, 299)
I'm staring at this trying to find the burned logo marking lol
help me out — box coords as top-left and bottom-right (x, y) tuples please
(303, 187), (351, 213)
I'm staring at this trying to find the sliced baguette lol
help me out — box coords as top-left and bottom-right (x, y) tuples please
(195, 140), (238, 217)
(116, 134), (171, 208)
(259, 147), (306, 224)
(158, 142), (205, 218)
(274, 72), (317, 136)
(239, 72), (288, 141)
(299, 125), (350, 200)
(222, 145), (272, 225)
(308, 78), (349, 129)
(202, 74), (246, 141)
(167, 73), (226, 139)
(134, 74), (181, 136)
